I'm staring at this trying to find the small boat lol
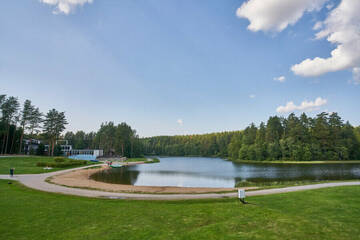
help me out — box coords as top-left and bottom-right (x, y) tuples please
(110, 163), (122, 168)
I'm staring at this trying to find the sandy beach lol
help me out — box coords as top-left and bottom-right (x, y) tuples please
(48, 165), (246, 194)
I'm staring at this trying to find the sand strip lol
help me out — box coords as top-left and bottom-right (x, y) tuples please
(49, 165), (253, 194)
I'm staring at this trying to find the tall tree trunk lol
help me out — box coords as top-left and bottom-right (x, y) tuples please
(1, 133), (6, 154)
(131, 139), (133, 158)
(19, 125), (25, 154)
(121, 143), (124, 157)
(4, 124), (10, 154)
(10, 126), (16, 154)
(51, 138), (55, 156)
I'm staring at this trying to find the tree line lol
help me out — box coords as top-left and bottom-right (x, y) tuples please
(142, 113), (360, 161)
(63, 122), (143, 158)
(141, 131), (240, 157)
(0, 94), (67, 156)
(2, 93), (359, 161)
(0, 94), (143, 158)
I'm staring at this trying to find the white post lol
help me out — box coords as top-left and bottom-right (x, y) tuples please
(238, 189), (246, 204)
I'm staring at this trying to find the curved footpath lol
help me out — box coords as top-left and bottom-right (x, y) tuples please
(1, 164), (360, 200)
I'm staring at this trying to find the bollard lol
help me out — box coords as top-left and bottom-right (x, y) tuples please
(238, 189), (246, 204)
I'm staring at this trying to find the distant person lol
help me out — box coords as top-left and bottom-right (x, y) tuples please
(9, 168), (14, 177)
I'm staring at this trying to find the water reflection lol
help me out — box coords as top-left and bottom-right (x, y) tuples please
(90, 157), (360, 188)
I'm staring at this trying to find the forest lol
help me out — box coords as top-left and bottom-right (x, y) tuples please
(1, 93), (360, 161)
(63, 122), (143, 158)
(0, 94), (142, 157)
(143, 113), (360, 161)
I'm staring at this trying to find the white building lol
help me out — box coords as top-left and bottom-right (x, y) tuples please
(68, 149), (104, 158)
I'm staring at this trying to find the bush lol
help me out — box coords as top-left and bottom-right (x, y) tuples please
(54, 157), (66, 162)
(36, 144), (45, 156)
(36, 162), (47, 167)
(53, 145), (63, 156)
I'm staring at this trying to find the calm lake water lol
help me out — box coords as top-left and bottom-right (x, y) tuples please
(91, 157), (360, 188)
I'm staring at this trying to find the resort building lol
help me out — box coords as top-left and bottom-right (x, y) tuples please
(23, 139), (41, 154)
(23, 139), (103, 159)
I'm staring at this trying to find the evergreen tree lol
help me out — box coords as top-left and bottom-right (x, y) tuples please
(1, 96), (20, 154)
(19, 100), (33, 153)
(43, 109), (68, 156)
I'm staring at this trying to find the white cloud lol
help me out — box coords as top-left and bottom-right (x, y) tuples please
(236, 0), (328, 32)
(40, 0), (93, 15)
(237, 0), (360, 83)
(276, 97), (327, 113)
(249, 94), (256, 99)
(326, 2), (335, 10)
(313, 21), (323, 31)
(291, 0), (360, 81)
(273, 76), (286, 82)
(177, 119), (183, 126)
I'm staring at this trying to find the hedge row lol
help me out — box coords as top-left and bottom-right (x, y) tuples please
(54, 157), (66, 163)
(36, 160), (87, 168)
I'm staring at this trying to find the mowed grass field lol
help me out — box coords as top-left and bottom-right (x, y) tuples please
(0, 156), (96, 174)
(1, 180), (360, 240)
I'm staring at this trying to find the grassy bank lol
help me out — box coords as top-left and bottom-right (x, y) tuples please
(124, 157), (148, 162)
(123, 157), (160, 164)
(236, 179), (360, 190)
(1, 180), (360, 239)
(0, 156), (96, 174)
(145, 157), (160, 163)
(231, 159), (360, 164)
(145, 156), (360, 164)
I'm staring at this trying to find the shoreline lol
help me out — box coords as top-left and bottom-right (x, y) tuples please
(231, 159), (360, 164)
(48, 164), (251, 194)
(152, 156), (360, 164)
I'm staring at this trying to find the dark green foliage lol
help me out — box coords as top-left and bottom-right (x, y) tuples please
(227, 112), (360, 161)
(64, 131), (96, 149)
(54, 157), (66, 162)
(92, 122), (142, 157)
(43, 109), (68, 156)
(36, 159), (87, 168)
(53, 144), (63, 156)
(142, 112), (360, 161)
(141, 131), (239, 157)
(36, 143), (45, 156)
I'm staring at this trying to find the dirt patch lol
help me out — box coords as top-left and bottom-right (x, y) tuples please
(49, 166), (255, 194)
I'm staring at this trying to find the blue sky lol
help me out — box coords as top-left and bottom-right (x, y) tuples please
(1, 0), (359, 137)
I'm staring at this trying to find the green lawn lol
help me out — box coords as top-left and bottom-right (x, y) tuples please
(124, 157), (148, 162)
(0, 156), (96, 174)
(237, 179), (360, 190)
(1, 180), (359, 240)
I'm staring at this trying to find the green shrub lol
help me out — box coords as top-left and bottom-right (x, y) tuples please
(36, 162), (47, 167)
(36, 144), (45, 156)
(54, 157), (66, 162)
(36, 159), (88, 168)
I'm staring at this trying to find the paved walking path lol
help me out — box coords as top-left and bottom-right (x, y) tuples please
(1, 165), (360, 200)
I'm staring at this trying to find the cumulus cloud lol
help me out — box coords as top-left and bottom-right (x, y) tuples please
(249, 94), (256, 99)
(40, 0), (93, 15)
(273, 76), (286, 82)
(237, 0), (360, 83)
(291, 0), (360, 81)
(236, 0), (328, 32)
(276, 97), (327, 113)
(177, 119), (183, 126)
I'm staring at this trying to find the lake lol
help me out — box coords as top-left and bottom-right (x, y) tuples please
(91, 157), (360, 188)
